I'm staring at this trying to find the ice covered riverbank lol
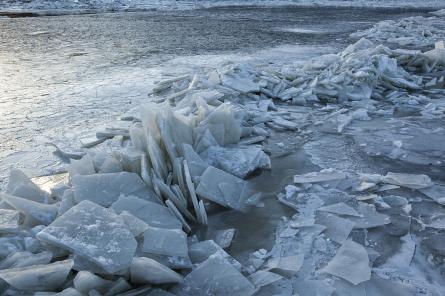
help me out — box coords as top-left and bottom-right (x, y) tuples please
(1, 7), (445, 296)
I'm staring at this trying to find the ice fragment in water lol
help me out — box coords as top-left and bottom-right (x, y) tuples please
(201, 146), (271, 179)
(37, 200), (137, 274)
(130, 257), (183, 285)
(206, 228), (236, 249)
(322, 240), (371, 285)
(178, 253), (255, 296)
(0, 193), (58, 227)
(419, 184), (445, 205)
(383, 172), (432, 189)
(111, 196), (181, 229)
(294, 169), (346, 184)
(188, 240), (242, 271)
(142, 226), (188, 258)
(348, 202), (391, 229)
(264, 254), (304, 278)
(73, 270), (112, 294)
(72, 172), (158, 206)
(317, 202), (360, 217)
(315, 212), (355, 244)
(0, 209), (19, 233)
(0, 259), (73, 291)
(196, 166), (255, 211)
(68, 155), (95, 178)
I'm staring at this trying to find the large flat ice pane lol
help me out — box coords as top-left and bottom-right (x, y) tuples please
(111, 196), (181, 229)
(6, 169), (48, 203)
(178, 253), (255, 296)
(201, 146), (270, 179)
(72, 172), (158, 206)
(37, 200), (137, 274)
(0, 193), (58, 226)
(0, 259), (73, 291)
(188, 240), (242, 271)
(322, 240), (371, 285)
(142, 226), (188, 258)
(196, 166), (254, 211)
(130, 257), (183, 285)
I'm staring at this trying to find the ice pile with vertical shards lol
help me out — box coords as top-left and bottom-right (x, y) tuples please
(2, 9), (445, 296)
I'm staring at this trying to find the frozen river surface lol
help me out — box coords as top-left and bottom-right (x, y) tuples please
(0, 6), (431, 184)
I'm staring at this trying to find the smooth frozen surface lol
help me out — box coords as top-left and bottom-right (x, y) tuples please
(37, 200), (137, 274)
(130, 257), (183, 285)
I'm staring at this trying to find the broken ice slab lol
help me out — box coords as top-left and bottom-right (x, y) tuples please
(177, 253), (255, 296)
(202, 146), (271, 179)
(206, 228), (236, 249)
(72, 172), (159, 207)
(0, 193), (58, 227)
(419, 184), (445, 205)
(188, 240), (242, 271)
(0, 251), (52, 270)
(6, 169), (49, 203)
(364, 274), (416, 296)
(264, 254), (304, 278)
(119, 211), (149, 237)
(248, 270), (283, 288)
(142, 226), (188, 258)
(199, 103), (242, 145)
(0, 259), (73, 291)
(315, 212), (355, 244)
(294, 169), (347, 184)
(271, 117), (298, 130)
(383, 172), (432, 189)
(196, 166), (255, 211)
(221, 76), (260, 94)
(51, 287), (84, 296)
(130, 257), (183, 285)
(73, 270), (112, 294)
(68, 155), (95, 178)
(0, 209), (19, 233)
(322, 240), (371, 285)
(111, 196), (182, 229)
(37, 200), (137, 274)
(99, 156), (124, 174)
(317, 202), (361, 217)
(348, 202), (391, 229)
(103, 277), (132, 296)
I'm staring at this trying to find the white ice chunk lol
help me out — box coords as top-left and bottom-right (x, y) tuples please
(419, 184), (445, 205)
(142, 226), (188, 258)
(103, 277), (131, 296)
(72, 172), (158, 206)
(348, 202), (391, 229)
(196, 166), (255, 211)
(53, 288), (84, 296)
(265, 254), (304, 278)
(0, 259), (73, 291)
(383, 172), (432, 189)
(207, 228), (236, 249)
(37, 200), (137, 274)
(322, 240), (371, 285)
(0, 193), (58, 226)
(0, 209), (20, 233)
(111, 196), (181, 229)
(179, 253), (255, 296)
(130, 257), (183, 285)
(99, 156), (123, 173)
(0, 251), (52, 270)
(221, 76), (260, 94)
(73, 271), (112, 294)
(201, 146), (270, 179)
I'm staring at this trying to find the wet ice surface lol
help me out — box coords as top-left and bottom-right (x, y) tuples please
(1, 4), (445, 296)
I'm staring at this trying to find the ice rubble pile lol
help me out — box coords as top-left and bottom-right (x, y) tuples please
(151, 38), (445, 108)
(351, 14), (445, 47)
(0, 81), (279, 294)
(243, 169), (445, 295)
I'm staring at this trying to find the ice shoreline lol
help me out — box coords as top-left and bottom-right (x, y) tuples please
(1, 1), (445, 17)
(1, 6), (445, 296)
